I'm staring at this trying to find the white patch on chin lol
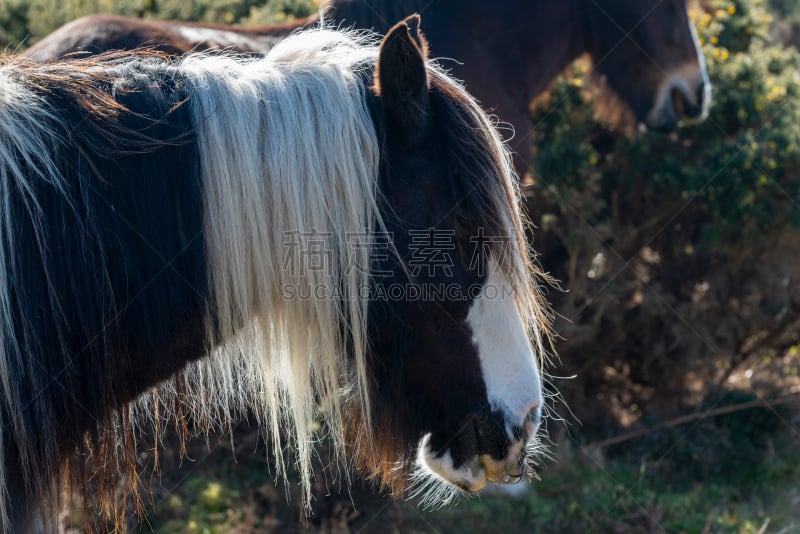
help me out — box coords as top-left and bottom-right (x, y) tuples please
(466, 260), (542, 430)
(416, 434), (487, 493)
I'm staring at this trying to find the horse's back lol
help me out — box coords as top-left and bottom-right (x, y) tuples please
(24, 14), (201, 61)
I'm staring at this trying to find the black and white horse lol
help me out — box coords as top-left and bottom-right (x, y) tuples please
(1, 16), (551, 530)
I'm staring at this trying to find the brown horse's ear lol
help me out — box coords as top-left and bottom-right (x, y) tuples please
(375, 14), (430, 131)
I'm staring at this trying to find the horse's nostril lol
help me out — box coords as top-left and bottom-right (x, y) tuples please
(672, 84), (704, 120)
(697, 82), (707, 108)
(523, 404), (542, 440)
(526, 404), (542, 425)
(523, 398), (541, 418)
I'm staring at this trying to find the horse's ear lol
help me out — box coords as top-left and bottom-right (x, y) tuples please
(375, 14), (430, 132)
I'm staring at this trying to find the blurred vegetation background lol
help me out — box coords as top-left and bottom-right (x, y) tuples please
(1, 0), (799, 532)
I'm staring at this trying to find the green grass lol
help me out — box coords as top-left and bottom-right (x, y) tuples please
(116, 390), (800, 532)
(422, 455), (799, 533)
(123, 426), (799, 533)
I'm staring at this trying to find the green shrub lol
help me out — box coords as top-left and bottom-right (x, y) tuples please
(533, 0), (800, 252)
(531, 0), (800, 428)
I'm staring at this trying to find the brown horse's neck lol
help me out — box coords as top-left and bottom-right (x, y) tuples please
(569, 0), (619, 60)
(500, 0), (588, 103)
(395, 0), (589, 163)
(222, 1), (589, 108)
(227, 0), (591, 169)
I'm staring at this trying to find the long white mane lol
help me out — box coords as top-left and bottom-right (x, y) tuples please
(147, 28), (384, 501)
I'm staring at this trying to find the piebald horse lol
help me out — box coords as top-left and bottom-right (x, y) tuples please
(2, 16), (550, 531)
(22, 0), (711, 171)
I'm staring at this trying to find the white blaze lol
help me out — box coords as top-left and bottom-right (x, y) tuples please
(690, 21), (712, 113)
(466, 260), (542, 428)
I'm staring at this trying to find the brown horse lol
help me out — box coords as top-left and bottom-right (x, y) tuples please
(22, 0), (710, 171)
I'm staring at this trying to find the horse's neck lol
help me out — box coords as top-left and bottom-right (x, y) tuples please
(330, 0), (431, 33)
(416, 0), (586, 110)
(509, 0), (588, 100)
(572, 0), (622, 63)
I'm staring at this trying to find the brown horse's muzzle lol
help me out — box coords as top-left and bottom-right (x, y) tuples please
(646, 60), (711, 132)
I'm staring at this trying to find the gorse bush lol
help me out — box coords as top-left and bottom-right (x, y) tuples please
(533, 0), (800, 253)
(531, 0), (800, 431)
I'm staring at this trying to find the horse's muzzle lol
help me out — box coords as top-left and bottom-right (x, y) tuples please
(645, 63), (711, 132)
(418, 404), (542, 493)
